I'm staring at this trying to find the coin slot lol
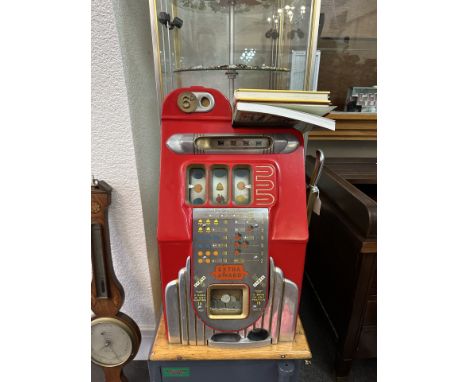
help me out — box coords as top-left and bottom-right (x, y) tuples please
(200, 96), (211, 108)
(192, 92), (215, 112)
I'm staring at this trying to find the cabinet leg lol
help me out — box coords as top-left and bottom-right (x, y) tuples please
(103, 366), (127, 382)
(335, 354), (352, 380)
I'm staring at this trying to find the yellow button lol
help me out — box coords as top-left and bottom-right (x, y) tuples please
(198, 219), (203, 224)
(213, 251), (219, 256)
(197, 251), (203, 257)
(205, 251), (211, 256)
(205, 258), (210, 264)
(206, 227), (211, 232)
(214, 219), (219, 225)
(198, 227), (203, 232)
(206, 219), (210, 223)
(198, 258), (203, 263)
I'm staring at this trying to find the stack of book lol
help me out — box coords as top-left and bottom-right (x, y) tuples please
(232, 88), (336, 133)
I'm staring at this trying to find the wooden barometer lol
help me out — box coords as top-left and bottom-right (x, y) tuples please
(91, 179), (141, 382)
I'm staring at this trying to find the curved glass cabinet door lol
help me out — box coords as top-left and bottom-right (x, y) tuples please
(150, 0), (322, 99)
(316, 0), (377, 110)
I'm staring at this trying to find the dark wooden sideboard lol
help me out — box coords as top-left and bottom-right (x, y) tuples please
(305, 157), (377, 378)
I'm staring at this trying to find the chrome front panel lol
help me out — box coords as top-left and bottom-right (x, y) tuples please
(165, 257), (298, 346)
(164, 280), (180, 343)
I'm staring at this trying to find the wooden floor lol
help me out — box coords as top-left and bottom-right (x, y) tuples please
(92, 280), (376, 381)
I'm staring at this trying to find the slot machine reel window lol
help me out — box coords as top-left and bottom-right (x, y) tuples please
(210, 166), (229, 205)
(187, 166), (207, 205)
(232, 166), (252, 205)
(186, 165), (253, 206)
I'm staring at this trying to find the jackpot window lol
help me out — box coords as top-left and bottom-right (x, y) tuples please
(207, 284), (248, 320)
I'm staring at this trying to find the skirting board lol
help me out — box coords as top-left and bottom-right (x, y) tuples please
(135, 324), (158, 360)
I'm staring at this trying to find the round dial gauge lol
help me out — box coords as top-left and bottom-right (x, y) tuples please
(91, 317), (137, 367)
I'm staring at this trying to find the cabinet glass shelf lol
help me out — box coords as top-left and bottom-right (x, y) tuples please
(173, 66), (290, 72)
(150, 0), (321, 100)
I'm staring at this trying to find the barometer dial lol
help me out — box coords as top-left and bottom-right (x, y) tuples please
(91, 316), (138, 368)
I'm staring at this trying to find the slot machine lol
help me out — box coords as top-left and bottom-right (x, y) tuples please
(157, 86), (309, 347)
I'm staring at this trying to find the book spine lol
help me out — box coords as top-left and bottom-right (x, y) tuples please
(235, 97), (330, 104)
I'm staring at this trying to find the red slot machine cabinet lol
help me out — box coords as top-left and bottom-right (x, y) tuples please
(157, 86), (308, 347)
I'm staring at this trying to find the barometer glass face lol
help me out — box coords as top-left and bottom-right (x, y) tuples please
(91, 319), (133, 367)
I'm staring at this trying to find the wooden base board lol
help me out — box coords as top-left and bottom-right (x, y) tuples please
(150, 317), (312, 361)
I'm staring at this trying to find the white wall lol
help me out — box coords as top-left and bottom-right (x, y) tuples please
(91, 0), (161, 360)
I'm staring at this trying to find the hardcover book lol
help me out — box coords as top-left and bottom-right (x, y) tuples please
(232, 101), (335, 133)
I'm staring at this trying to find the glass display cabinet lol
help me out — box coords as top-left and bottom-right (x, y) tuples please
(316, 0), (377, 110)
(150, 0), (322, 100)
